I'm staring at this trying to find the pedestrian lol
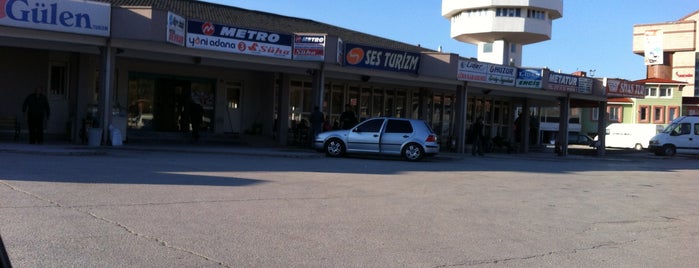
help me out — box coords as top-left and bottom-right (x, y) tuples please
(22, 86), (50, 144)
(471, 116), (485, 156)
(339, 104), (357, 129)
(310, 106), (324, 141)
(189, 98), (204, 142)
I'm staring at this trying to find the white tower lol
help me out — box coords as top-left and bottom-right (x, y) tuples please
(442, 0), (563, 66)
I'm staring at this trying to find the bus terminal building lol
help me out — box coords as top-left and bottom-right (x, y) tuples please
(0, 0), (627, 154)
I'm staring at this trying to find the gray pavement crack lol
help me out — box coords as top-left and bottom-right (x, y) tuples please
(0, 180), (232, 267)
(433, 239), (637, 267)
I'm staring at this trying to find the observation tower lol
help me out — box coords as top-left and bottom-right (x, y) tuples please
(442, 0), (563, 66)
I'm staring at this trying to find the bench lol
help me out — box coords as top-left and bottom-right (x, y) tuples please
(0, 116), (20, 140)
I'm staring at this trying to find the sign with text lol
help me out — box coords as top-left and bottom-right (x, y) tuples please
(0, 0), (110, 36)
(457, 59), (516, 86)
(545, 72), (593, 94)
(293, 33), (325, 61)
(605, 78), (645, 98)
(515, 68), (543, 88)
(344, 43), (420, 74)
(166, 12), (185, 46)
(644, 30), (663, 65)
(186, 20), (292, 59)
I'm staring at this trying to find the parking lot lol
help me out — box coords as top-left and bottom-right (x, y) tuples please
(1, 144), (697, 267)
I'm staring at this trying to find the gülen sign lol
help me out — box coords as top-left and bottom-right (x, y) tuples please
(344, 43), (420, 74)
(186, 20), (292, 59)
(0, 0), (110, 36)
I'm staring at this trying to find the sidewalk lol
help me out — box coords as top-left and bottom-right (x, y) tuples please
(0, 139), (659, 162)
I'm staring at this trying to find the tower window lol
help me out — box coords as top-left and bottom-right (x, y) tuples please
(496, 8), (521, 17)
(483, 43), (493, 53)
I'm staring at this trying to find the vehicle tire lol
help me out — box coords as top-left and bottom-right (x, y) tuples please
(634, 143), (643, 150)
(402, 143), (424, 161)
(661, 144), (676, 156)
(324, 138), (345, 157)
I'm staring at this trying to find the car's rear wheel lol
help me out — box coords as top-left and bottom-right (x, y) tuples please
(634, 143), (643, 150)
(325, 138), (345, 157)
(402, 143), (424, 161)
(661, 144), (676, 156)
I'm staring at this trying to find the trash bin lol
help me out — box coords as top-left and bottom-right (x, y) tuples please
(88, 128), (102, 147)
(110, 127), (122, 146)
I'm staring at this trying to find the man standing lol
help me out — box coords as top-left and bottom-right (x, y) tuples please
(309, 106), (324, 146)
(23, 86), (50, 144)
(339, 104), (357, 130)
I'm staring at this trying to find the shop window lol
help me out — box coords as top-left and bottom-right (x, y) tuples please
(226, 82), (241, 109)
(638, 105), (650, 123)
(49, 62), (68, 98)
(653, 106), (665, 124)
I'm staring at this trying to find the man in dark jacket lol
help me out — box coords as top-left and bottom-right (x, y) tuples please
(22, 86), (50, 144)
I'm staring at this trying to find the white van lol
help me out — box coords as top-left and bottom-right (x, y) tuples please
(648, 116), (699, 156)
(600, 123), (664, 150)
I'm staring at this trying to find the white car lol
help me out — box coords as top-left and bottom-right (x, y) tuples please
(313, 117), (440, 161)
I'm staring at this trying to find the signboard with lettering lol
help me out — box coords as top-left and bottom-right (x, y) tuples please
(186, 20), (292, 59)
(457, 59), (516, 86)
(515, 68), (543, 88)
(545, 72), (593, 94)
(0, 0), (110, 36)
(344, 43), (420, 74)
(166, 12), (185, 46)
(605, 78), (645, 98)
(293, 33), (325, 61)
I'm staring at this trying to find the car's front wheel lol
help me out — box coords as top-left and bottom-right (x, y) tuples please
(661, 144), (676, 156)
(402, 143), (424, 161)
(325, 138), (345, 157)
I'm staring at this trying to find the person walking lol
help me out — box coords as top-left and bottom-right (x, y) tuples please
(22, 86), (50, 144)
(309, 106), (324, 143)
(471, 116), (485, 156)
(339, 104), (357, 130)
(189, 98), (204, 142)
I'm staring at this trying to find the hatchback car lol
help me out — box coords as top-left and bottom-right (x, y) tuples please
(313, 117), (440, 161)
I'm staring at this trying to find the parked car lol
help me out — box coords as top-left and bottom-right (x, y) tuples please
(649, 115), (699, 156)
(568, 133), (595, 146)
(313, 117), (440, 161)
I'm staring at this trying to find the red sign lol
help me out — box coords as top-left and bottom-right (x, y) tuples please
(606, 79), (645, 99)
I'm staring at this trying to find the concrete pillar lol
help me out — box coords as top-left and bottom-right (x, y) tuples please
(596, 101), (607, 156)
(557, 96), (570, 156)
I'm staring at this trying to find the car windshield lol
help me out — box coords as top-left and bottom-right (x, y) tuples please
(662, 123), (678, 134)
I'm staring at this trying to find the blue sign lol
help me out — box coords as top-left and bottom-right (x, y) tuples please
(344, 43), (420, 74)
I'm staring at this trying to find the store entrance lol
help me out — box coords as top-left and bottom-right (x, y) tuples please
(127, 73), (215, 135)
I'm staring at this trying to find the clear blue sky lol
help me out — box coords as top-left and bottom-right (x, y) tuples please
(203, 0), (699, 81)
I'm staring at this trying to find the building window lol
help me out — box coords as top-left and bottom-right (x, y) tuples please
(659, 87), (672, 98)
(667, 106), (680, 122)
(483, 43), (493, 53)
(591, 108), (599, 121)
(646, 86), (672, 98)
(653, 106), (665, 124)
(496, 8), (521, 17)
(638, 105), (650, 123)
(527, 9), (546, 20)
(608, 106), (622, 123)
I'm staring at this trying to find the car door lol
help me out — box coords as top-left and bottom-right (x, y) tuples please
(380, 119), (413, 154)
(346, 118), (384, 153)
(675, 122), (699, 154)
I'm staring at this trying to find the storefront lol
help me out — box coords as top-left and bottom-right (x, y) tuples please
(0, 0), (610, 155)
